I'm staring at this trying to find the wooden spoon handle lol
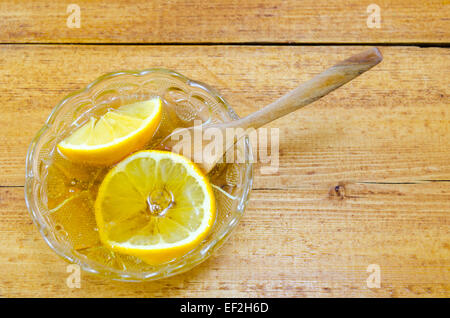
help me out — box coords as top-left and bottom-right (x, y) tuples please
(231, 47), (383, 130)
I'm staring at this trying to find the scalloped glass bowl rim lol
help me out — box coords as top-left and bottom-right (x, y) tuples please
(24, 68), (253, 282)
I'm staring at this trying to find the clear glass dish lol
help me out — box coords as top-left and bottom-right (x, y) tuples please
(25, 69), (253, 282)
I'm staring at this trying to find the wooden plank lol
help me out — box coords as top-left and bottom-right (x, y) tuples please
(0, 45), (448, 187)
(0, 45), (449, 297)
(0, 0), (448, 44)
(1, 184), (449, 297)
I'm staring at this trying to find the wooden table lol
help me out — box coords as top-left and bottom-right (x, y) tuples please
(0, 1), (449, 297)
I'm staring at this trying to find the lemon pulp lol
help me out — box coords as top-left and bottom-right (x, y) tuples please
(95, 150), (216, 265)
(58, 98), (162, 165)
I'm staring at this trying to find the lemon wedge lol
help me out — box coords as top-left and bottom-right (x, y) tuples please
(94, 150), (216, 265)
(58, 98), (162, 165)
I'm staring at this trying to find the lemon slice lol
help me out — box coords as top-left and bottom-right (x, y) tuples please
(58, 98), (162, 165)
(94, 150), (216, 265)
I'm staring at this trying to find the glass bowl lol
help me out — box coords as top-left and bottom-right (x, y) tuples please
(25, 69), (253, 282)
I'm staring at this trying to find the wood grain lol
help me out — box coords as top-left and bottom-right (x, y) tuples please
(0, 45), (449, 187)
(1, 183), (449, 297)
(0, 0), (448, 44)
(166, 48), (383, 173)
(0, 45), (449, 297)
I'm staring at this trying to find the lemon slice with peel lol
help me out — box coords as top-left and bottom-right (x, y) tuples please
(95, 150), (216, 265)
(58, 98), (162, 165)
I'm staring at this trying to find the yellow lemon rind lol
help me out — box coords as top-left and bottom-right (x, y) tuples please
(94, 150), (216, 265)
(57, 98), (162, 166)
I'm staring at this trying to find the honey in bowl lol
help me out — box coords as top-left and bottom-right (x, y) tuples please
(26, 69), (252, 280)
(44, 93), (243, 271)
